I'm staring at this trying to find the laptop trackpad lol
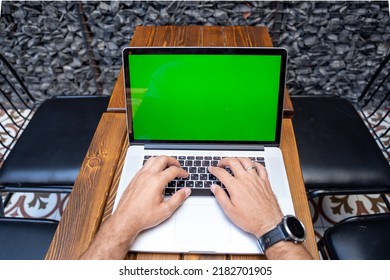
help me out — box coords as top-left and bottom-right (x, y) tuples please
(174, 202), (231, 243)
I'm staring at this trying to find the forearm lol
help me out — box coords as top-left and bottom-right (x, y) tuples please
(80, 217), (138, 260)
(265, 242), (313, 260)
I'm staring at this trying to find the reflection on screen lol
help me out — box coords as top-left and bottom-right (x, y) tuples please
(129, 54), (281, 143)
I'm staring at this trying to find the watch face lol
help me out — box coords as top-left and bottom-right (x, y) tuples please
(286, 216), (305, 240)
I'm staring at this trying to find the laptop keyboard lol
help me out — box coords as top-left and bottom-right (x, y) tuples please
(143, 155), (266, 196)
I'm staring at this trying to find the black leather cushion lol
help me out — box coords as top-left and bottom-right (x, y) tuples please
(321, 213), (390, 260)
(0, 96), (109, 187)
(0, 217), (58, 260)
(291, 96), (390, 193)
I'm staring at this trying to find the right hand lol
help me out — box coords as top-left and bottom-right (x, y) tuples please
(208, 157), (283, 238)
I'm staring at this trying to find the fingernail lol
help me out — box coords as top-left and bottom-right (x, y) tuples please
(210, 184), (216, 194)
(184, 187), (191, 197)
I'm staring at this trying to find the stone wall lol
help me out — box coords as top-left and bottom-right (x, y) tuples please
(1, 1), (389, 102)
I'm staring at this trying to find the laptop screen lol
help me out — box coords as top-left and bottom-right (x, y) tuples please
(123, 47), (286, 145)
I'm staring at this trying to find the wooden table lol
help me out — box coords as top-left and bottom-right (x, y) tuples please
(46, 26), (319, 260)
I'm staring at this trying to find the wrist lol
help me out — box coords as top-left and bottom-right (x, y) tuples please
(253, 215), (283, 239)
(108, 214), (140, 245)
(256, 215), (306, 254)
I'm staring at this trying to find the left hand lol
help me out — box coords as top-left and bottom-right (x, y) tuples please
(112, 156), (191, 239)
(81, 156), (191, 259)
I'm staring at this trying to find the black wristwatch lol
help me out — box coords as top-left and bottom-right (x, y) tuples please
(257, 215), (306, 253)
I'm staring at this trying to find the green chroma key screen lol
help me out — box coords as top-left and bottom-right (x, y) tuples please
(128, 52), (282, 143)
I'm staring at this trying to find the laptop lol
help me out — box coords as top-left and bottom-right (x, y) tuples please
(113, 47), (295, 254)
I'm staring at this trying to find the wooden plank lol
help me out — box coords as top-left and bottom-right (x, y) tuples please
(45, 113), (127, 259)
(176, 25), (203, 46)
(245, 26), (273, 47)
(223, 26), (250, 47)
(101, 137), (128, 223)
(280, 119), (320, 259)
(107, 69), (125, 112)
(202, 26), (225, 46)
(283, 89), (294, 118)
(151, 25), (176, 46)
(107, 26), (156, 112)
(130, 26), (156, 47)
(136, 253), (181, 260)
(150, 25), (203, 47)
(184, 254), (227, 260)
(230, 255), (264, 260)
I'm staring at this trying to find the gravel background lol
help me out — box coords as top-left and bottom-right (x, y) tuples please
(1, 1), (389, 102)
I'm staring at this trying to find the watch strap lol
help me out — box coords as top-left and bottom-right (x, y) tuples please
(257, 223), (286, 252)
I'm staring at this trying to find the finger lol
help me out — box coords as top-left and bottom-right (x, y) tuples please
(210, 184), (234, 215)
(144, 155), (181, 172)
(254, 161), (268, 180)
(237, 157), (257, 174)
(161, 187), (191, 216)
(217, 157), (246, 176)
(208, 166), (235, 186)
(160, 165), (189, 185)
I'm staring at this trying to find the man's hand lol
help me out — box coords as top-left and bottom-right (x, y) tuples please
(209, 157), (313, 260)
(209, 157), (283, 238)
(113, 156), (191, 238)
(81, 156), (191, 259)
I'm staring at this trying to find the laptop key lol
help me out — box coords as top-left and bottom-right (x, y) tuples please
(190, 188), (214, 196)
(177, 180), (185, 188)
(189, 167), (197, 173)
(225, 167), (233, 175)
(186, 181), (194, 188)
(168, 181), (176, 188)
(195, 181), (203, 188)
(212, 181), (222, 187)
(164, 188), (176, 196)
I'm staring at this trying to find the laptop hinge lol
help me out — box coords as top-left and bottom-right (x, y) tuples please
(144, 143), (265, 151)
